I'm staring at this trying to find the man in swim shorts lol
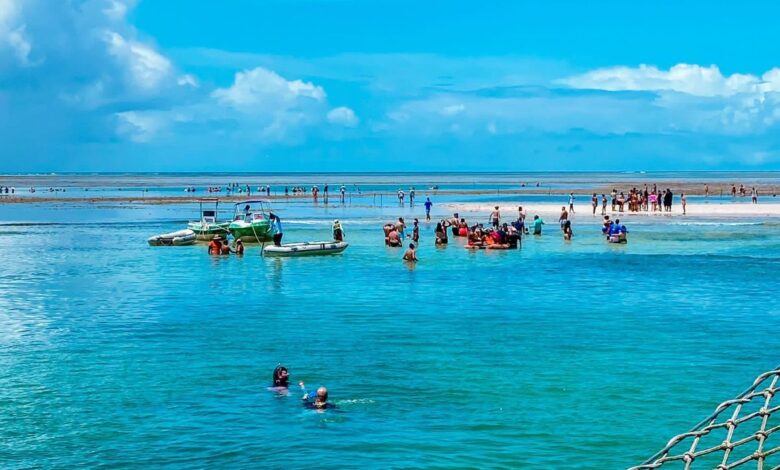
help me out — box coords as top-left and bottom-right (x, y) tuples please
(489, 206), (500, 228)
(424, 198), (433, 221)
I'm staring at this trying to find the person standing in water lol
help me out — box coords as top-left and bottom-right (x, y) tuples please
(532, 215), (545, 235)
(601, 194), (607, 216)
(396, 217), (407, 240)
(409, 187), (416, 206)
(568, 193), (576, 213)
(412, 219), (420, 243)
(752, 187), (758, 204)
(681, 193), (687, 215)
(489, 206), (501, 228)
(403, 243), (418, 262)
(208, 236), (223, 255)
(563, 220), (573, 241)
(558, 206), (568, 231)
(424, 197), (433, 221)
(591, 193), (598, 215)
(269, 213), (284, 246)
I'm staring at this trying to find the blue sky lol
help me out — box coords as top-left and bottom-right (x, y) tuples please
(2, 0), (780, 171)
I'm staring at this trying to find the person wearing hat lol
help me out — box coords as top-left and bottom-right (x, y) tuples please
(234, 238), (244, 255)
(332, 220), (344, 241)
(208, 236), (222, 255)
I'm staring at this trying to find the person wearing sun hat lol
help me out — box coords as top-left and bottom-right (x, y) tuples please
(208, 235), (222, 255)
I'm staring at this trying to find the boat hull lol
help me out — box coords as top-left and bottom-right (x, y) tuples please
(263, 241), (348, 257)
(148, 229), (197, 246)
(187, 221), (231, 241)
(228, 221), (272, 242)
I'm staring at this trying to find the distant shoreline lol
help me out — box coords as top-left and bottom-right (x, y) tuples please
(1, 183), (778, 205)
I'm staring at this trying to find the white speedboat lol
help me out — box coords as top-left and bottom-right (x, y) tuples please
(263, 241), (348, 257)
(148, 229), (197, 246)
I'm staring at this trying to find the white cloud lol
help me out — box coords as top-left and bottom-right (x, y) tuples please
(115, 110), (166, 142)
(103, 0), (132, 21)
(177, 74), (198, 87)
(105, 31), (172, 91)
(560, 63), (780, 97)
(212, 67), (325, 111)
(327, 106), (358, 127)
(0, 0), (32, 66)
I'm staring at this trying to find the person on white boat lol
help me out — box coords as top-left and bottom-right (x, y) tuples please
(269, 213), (283, 246)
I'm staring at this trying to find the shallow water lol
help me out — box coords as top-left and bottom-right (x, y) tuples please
(2, 193), (780, 468)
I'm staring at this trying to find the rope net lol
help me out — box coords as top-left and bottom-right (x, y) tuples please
(631, 367), (780, 470)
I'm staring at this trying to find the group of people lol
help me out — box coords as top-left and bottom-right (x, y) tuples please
(729, 184), (760, 203)
(269, 365), (334, 410)
(601, 216), (629, 243)
(308, 184), (349, 202)
(0, 186), (16, 194)
(207, 236), (245, 255)
(589, 186), (677, 214)
(397, 187), (417, 206)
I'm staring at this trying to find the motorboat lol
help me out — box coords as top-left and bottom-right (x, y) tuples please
(187, 198), (230, 241)
(228, 199), (273, 242)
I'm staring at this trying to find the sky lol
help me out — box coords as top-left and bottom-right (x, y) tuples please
(2, 0), (780, 172)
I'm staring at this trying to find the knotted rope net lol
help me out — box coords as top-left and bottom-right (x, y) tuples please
(631, 366), (780, 470)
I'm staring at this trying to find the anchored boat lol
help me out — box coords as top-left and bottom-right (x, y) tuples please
(148, 229), (197, 246)
(228, 199), (273, 242)
(187, 198), (230, 241)
(263, 241), (349, 257)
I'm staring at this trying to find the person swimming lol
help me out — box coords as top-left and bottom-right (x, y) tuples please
(301, 384), (334, 410)
(272, 365), (290, 388)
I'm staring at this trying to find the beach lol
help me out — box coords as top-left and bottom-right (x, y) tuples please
(1, 173), (780, 468)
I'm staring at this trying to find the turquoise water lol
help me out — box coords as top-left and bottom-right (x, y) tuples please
(2, 192), (780, 468)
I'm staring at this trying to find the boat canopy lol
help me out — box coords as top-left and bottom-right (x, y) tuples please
(234, 199), (271, 206)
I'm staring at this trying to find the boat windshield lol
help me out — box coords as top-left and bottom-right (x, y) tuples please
(234, 201), (270, 221)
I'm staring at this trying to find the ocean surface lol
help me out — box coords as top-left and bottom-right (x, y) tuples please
(2, 173), (780, 469)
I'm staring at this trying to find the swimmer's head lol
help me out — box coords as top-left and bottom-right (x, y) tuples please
(316, 387), (328, 404)
(409, 243), (415, 249)
(273, 365), (289, 387)
(494, 206), (499, 210)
